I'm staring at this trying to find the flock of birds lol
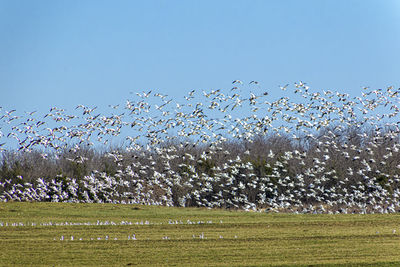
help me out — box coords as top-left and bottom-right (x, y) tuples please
(1, 81), (400, 213)
(0, 219), (225, 242)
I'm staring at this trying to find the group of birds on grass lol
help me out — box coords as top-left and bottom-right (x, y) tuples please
(55, 232), (230, 241)
(0, 219), (215, 227)
(1, 81), (400, 213)
(0, 219), (229, 241)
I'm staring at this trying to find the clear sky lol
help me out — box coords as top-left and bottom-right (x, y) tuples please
(1, 0), (400, 113)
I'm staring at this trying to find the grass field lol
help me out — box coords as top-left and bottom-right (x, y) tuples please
(0, 202), (400, 266)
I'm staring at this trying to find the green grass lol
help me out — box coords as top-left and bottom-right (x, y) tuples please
(1, 202), (400, 266)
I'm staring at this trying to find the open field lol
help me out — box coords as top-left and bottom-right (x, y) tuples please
(0, 202), (400, 266)
(1, 84), (400, 265)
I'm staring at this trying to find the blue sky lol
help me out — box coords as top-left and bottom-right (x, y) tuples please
(1, 0), (400, 113)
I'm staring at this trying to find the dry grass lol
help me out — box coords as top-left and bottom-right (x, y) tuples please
(0, 202), (400, 266)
